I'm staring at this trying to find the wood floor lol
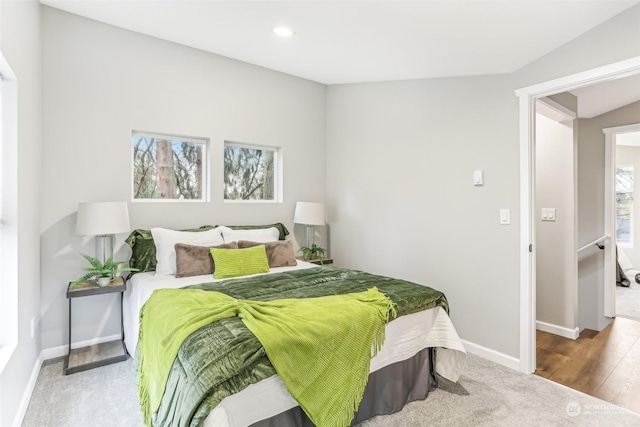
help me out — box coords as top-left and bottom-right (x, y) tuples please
(536, 317), (640, 414)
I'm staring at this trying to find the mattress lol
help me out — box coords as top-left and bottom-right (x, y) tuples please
(123, 264), (466, 427)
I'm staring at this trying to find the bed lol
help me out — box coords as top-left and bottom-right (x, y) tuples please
(123, 224), (466, 427)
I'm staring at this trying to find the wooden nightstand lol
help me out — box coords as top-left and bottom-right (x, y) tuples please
(297, 257), (333, 265)
(64, 276), (128, 375)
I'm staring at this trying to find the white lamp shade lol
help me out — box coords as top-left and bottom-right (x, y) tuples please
(293, 202), (325, 226)
(76, 202), (131, 235)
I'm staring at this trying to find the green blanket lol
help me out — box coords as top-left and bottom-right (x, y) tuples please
(138, 287), (395, 427)
(137, 267), (449, 427)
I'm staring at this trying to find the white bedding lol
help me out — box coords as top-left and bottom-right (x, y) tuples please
(123, 263), (467, 427)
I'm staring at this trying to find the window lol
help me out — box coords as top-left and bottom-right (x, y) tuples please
(132, 132), (208, 201)
(0, 52), (18, 373)
(616, 165), (634, 247)
(224, 141), (281, 202)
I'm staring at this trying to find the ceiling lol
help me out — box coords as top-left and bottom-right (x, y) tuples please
(617, 131), (640, 146)
(40, 1), (640, 117)
(570, 74), (640, 118)
(41, 0), (639, 85)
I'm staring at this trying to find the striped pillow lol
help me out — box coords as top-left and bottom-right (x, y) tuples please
(210, 245), (270, 279)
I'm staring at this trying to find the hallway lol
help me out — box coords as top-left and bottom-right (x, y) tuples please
(536, 317), (640, 414)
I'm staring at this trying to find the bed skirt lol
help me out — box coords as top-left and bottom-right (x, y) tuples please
(249, 347), (437, 427)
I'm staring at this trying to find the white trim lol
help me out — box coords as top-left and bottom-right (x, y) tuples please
(605, 123), (640, 136)
(514, 57), (640, 99)
(516, 56), (640, 374)
(519, 93), (536, 374)
(41, 333), (122, 360)
(11, 351), (43, 427)
(536, 320), (579, 340)
(460, 339), (520, 371)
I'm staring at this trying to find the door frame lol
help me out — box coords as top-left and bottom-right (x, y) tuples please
(604, 122), (640, 318)
(515, 56), (640, 374)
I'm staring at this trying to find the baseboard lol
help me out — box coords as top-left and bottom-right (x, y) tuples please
(461, 339), (520, 371)
(11, 351), (43, 427)
(41, 334), (122, 360)
(536, 320), (579, 340)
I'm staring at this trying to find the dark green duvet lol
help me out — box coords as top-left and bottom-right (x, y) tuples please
(138, 266), (448, 427)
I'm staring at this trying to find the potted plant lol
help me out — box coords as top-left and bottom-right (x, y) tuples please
(299, 243), (326, 261)
(70, 254), (139, 288)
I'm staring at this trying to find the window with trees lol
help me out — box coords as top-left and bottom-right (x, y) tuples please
(224, 141), (280, 202)
(132, 132), (208, 201)
(616, 165), (634, 247)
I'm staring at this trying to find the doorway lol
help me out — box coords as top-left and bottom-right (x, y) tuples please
(516, 56), (640, 374)
(534, 98), (578, 339)
(608, 125), (640, 321)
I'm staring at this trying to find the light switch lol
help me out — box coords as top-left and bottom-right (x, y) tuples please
(541, 208), (556, 221)
(474, 170), (484, 186)
(500, 209), (510, 225)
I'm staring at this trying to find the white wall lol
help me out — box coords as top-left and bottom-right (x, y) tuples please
(40, 7), (326, 351)
(535, 113), (576, 332)
(0, 1), (42, 426)
(327, 4), (640, 359)
(577, 101), (640, 331)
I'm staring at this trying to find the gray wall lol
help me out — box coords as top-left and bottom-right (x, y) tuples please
(535, 113), (576, 331)
(0, 1), (42, 426)
(327, 4), (640, 358)
(577, 101), (640, 331)
(40, 7), (327, 351)
(327, 75), (521, 355)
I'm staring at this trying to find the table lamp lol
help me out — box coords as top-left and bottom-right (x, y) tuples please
(293, 201), (325, 249)
(76, 201), (131, 264)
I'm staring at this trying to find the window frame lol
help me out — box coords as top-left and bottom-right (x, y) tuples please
(223, 140), (282, 204)
(131, 131), (210, 203)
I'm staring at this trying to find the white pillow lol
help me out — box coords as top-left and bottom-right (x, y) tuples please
(151, 227), (225, 276)
(219, 226), (280, 244)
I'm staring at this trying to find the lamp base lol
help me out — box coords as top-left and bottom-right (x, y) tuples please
(304, 225), (315, 249)
(95, 234), (114, 265)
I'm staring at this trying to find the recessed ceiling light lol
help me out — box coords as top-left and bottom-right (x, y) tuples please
(273, 26), (294, 37)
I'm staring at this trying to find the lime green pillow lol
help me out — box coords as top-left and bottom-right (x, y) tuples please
(210, 245), (270, 279)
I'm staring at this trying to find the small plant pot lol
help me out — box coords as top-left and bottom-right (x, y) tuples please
(96, 277), (112, 287)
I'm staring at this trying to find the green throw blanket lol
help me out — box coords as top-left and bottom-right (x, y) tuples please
(135, 267), (449, 427)
(138, 287), (396, 427)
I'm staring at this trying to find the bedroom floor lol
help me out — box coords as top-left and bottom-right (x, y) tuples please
(536, 317), (640, 414)
(22, 353), (640, 427)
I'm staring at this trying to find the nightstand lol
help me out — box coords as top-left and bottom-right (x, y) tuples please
(64, 276), (128, 375)
(297, 257), (333, 265)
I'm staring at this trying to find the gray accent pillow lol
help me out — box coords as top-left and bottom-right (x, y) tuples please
(237, 240), (298, 268)
(174, 241), (238, 278)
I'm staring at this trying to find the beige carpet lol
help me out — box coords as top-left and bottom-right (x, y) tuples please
(23, 353), (640, 427)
